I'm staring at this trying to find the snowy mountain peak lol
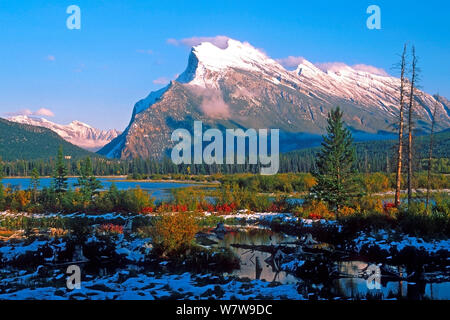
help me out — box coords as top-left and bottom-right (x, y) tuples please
(294, 58), (324, 77)
(108, 37), (450, 159)
(99, 38), (450, 160)
(69, 120), (92, 129)
(191, 38), (276, 72)
(6, 115), (120, 151)
(175, 38), (285, 89)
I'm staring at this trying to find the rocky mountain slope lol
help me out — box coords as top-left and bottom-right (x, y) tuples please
(99, 38), (450, 160)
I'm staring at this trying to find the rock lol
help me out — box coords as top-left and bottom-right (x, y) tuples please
(296, 246), (304, 255)
(73, 245), (87, 262)
(124, 219), (133, 234)
(36, 265), (47, 277)
(274, 249), (286, 261)
(214, 223), (227, 234)
(303, 233), (318, 245)
(272, 249), (286, 272)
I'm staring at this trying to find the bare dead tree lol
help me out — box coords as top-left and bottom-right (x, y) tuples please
(407, 46), (418, 207)
(395, 44), (408, 207)
(386, 151), (390, 173)
(425, 97), (439, 211)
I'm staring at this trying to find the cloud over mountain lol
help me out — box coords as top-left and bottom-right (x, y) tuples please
(276, 56), (308, 69)
(5, 108), (55, 118)
(167, 35), (230, 49)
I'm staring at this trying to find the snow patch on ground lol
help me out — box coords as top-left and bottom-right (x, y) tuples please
(0, 271), (305, 300)
(353, 230), (450, 254)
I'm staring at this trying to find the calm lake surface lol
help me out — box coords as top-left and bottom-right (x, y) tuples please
(0, 177), (198, 201)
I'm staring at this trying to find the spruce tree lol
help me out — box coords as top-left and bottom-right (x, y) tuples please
(309, 107), (362, 214)
(77, 157), (102, 200)
(53, 146), (68, 194)
(30, 167), (40, 203)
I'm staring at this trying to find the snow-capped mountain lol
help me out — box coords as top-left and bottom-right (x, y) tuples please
(99, 38), (450, 159)
(7, 115), (120, 151)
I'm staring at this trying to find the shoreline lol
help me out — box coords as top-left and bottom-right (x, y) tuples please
(1, 175), (128, 179)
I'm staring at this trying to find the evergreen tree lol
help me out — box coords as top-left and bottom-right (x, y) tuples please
(309, 107), (362, 214)
(30, 167), (40, 202)
(77, 157), (102, 200)
(53, 146), (68, 194)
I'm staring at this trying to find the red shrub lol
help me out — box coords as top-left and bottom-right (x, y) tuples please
(141, 206), (154, 214)
(383, 202), (396, 213)
(97, 223), (123, 235)
(307, 213), (322, 220)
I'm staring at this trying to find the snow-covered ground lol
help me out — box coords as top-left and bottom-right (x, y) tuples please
(352, 229), (450, 255)
(0, 269), (305, 300)
(1, 210), (449, 300)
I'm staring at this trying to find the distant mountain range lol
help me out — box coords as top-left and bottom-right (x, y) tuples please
(99, 38), (450, 160)
(7, 115), (120, 151)
(0, 118), (96, 161)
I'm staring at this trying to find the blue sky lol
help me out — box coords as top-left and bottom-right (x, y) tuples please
(0, 0), (449, 130)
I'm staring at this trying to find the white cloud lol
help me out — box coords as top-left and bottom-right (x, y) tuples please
(167, 35), (230, 49)
(153, 77), (170, 85)
(74, 63), (86, 73)
(4, 108), (55, 118)
(46, 55), (56, 61)
(34, 108), (55, 117)
(136, 49), (154, 55)
(315, 62), (349, 73)
(352, 64), (389, 76)
(4, 109), (33, 117)
(276, 56), (307, 68)
(189, 86), (230, 119)
(276, 57), (389, 76)
(315, 61), (389, 76)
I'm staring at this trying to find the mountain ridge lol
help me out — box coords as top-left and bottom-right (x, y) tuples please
(0, 118), (97, 161)
(99, 38), (450, 160)
(7, 115), (120, 151)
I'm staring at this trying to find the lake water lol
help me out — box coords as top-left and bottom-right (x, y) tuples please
(0, 177), (198, 201)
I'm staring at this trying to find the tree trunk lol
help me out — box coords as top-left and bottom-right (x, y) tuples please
(425, 98), (438, 212)
(407, 46), (417, 207)
(395, 44), (407, 207)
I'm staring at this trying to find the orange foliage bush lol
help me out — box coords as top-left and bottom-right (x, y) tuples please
(338, 206), (356, 217)
(49, 227), (68, 238)
(150, 213), (199, 256)
(294, 200), (335, 220)
(303, 174), (317, 189)
(364, 173), (390, 193)
(355, 196), (384, 215)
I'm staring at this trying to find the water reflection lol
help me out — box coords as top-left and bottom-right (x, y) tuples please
(216, 229), (298, 284)
(212, 230), (450, 300)
(333, 261), (449, 300)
